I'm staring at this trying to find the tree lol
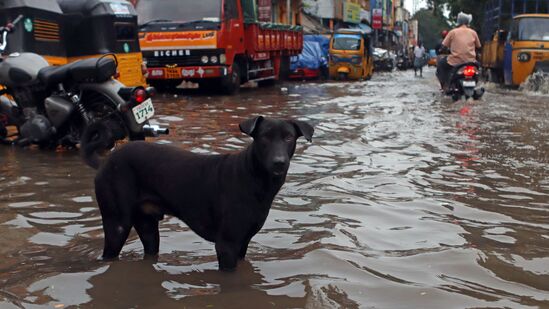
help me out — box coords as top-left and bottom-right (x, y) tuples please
(444, 0), (490, 31)
(426, 0), (447, 16)
(413, 9), (450, 50)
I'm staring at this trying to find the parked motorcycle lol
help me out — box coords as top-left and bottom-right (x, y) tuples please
(373, 48), (394, 72)
(0, 16), (167, 148)
(396, 52), (410, 70)
(445, 62), (485, 102)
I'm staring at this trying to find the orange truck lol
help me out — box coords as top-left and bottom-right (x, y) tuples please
(134, 0), (303, 93)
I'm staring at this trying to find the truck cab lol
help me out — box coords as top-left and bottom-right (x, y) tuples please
(135, 0), (302, 93)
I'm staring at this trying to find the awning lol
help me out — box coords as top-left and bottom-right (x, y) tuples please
(301, 11), (330, 34)
(350, 23), (373, 34)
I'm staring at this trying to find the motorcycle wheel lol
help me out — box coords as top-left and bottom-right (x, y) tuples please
(75, 91), (127, 148)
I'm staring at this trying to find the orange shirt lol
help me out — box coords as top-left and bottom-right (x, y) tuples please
(442, 26), (481, 66)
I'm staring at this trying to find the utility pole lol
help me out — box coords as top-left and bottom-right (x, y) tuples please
(287, 0), (291, 24)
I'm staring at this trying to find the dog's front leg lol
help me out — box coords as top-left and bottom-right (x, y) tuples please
(238, 235), (254, 260)
(215, 240), (240, 271)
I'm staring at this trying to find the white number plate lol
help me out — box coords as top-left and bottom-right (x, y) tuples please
(132, 98), (155, 124)
(462, 81), (476, 87)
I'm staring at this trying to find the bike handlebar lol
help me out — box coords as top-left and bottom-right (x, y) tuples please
(0, 15), (24, 54)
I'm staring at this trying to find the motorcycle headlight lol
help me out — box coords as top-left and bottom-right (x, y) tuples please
(219, 54), (226, 64)
(201, 55), (209, 64)
(210, 56), (218, 64)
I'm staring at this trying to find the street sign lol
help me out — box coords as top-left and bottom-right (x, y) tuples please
(372, 8), (383, 29)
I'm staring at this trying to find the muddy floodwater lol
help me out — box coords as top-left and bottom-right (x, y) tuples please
(1, 69), (548, 308)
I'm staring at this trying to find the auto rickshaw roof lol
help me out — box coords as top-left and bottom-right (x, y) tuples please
(0, 0), (62, 13)
(335, 28), (370, 36)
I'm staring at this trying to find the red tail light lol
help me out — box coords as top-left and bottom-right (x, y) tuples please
(463, 66), (476, 78)
(133, 88), (147, 104)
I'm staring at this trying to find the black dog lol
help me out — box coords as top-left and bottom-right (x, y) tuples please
(81, 116), (313, 271)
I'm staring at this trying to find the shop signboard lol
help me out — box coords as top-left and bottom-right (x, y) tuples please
(372, 8), (382, 29)
(343, 1), (361, 24)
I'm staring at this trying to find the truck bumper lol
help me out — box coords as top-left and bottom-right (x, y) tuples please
(147, 66), (228, 80)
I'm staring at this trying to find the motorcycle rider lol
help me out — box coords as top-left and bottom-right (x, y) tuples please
(435, 30), (449, 56)
(436, 12), (481, 91)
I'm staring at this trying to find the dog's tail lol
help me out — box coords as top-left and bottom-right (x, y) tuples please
(80, 121), (114, 170)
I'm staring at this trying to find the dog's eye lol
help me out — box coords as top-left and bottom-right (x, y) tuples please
(284, 135), (294, 142)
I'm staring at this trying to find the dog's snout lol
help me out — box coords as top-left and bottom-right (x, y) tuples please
(272, 156), (287, 168)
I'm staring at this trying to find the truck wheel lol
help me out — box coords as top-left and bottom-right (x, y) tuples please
(279, 56), (290, 81)
(221, 63), (241, 94)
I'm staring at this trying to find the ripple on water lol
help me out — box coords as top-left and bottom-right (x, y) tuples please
(0, 70), (548, 308)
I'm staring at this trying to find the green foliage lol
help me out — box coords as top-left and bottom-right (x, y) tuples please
(426, 0), (446, 16)
(444, 0), (490, 31)
(413, 9), (450, 50)
(415, 0), (490, 48)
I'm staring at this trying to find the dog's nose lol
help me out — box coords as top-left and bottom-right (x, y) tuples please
(272, 156), (287, 168)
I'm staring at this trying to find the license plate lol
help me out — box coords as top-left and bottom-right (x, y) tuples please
(132, 98), (154, 124)
(462, 80), (476, 87)
(166, 68), (181, 79)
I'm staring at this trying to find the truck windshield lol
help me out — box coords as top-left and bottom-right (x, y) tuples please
(518, 18), (549, 41)
(333, 35), (361, 51)
(135, 0), (222, 24)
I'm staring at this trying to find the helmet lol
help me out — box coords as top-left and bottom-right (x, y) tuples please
(441, 30), (448, 38)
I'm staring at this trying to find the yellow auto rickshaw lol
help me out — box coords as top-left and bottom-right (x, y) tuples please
(503, 14), (549, 87)
(0, 0), (146, 87)
(329, 29), (374, 80)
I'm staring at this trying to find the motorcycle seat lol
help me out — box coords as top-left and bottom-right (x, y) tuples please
(70, 57), (117, 83)
(38, 57), (117, 88)
(37, 63), (74, 89)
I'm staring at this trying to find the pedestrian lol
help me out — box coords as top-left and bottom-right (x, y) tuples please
(414, 41), (426, 77)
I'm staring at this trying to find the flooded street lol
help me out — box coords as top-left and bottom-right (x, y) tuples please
(1, 68), (548, 308)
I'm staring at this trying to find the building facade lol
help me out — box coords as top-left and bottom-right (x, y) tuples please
(303, 0), (371, 31)
(271, 0), (302, 25)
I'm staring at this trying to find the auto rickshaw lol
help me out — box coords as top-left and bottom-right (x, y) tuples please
(329, 29), (374, 80)
(481, 0), (549, 86)
(0, 0), (146, 87)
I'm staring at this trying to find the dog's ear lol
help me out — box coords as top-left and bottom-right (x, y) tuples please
(290, 120), (314, 142)
(239, 116), (264, 137)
